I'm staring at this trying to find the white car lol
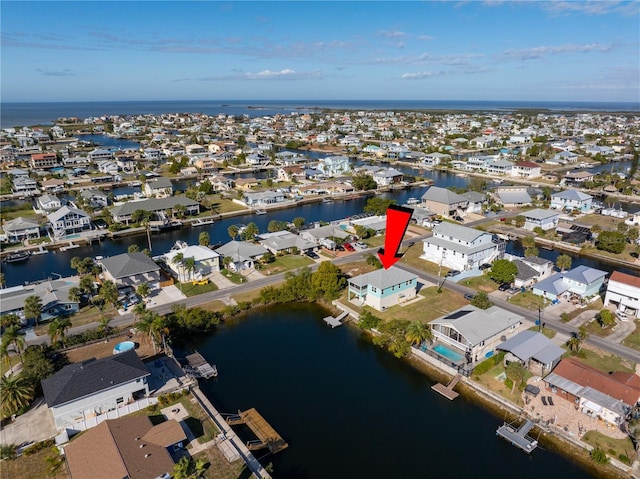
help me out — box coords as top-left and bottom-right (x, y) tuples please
(615, 310), (629, 322)
(353, 241), (368, 250)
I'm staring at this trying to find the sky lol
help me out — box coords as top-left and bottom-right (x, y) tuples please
(1, 1), (639, 103)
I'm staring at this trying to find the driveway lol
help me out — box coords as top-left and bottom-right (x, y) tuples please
(0, 396), (56, 447)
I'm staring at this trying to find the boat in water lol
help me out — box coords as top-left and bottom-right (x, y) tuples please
(4, 251), (31, 263)
(254, 209), (266, 215)
(191, 217), (215, 226)
(322, 198), (334, 204)
(406, 197), (419, 205)
(60, 242), (80, 252)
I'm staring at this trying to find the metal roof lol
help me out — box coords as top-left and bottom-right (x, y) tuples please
(349, 266), (416, 290)
(421, 186), (467, 205)
(497, 330), (563, 365)
(433, 221), (490, 243)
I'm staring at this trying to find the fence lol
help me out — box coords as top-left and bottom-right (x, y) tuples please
(66, 397), (158, 432)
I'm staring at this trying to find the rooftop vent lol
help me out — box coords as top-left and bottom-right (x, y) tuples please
(144, 453), (150, 458)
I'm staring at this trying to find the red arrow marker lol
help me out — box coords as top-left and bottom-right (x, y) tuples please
(378, 205), (413, 269)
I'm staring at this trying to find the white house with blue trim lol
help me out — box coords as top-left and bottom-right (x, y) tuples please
(550, 189), (593, 213)
(348, 266), (417, 311)
(317, 155), (351, 177)
(532, 265), (608, 302)
(522, 208), (560, 231)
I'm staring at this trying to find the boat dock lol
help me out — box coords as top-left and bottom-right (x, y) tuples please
(496, 419), (538, 453)
(225, 408), (288, 454)
(431, 373), (462, 400)
(323, 310), (349, 328)
(185, 352), (218, 379)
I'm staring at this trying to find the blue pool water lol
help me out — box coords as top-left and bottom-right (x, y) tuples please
(433, 344), (463, 363)
(113, 341), (135, 354)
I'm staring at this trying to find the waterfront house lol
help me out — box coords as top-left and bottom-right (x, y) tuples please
(430, 305), (524, 363)
(97, 160), (120, 175)
(459, 191), (486, 214)
(299, 224), (351, 245)
(486, 159), (514, 176)
(550, 189), (593, 213)
(79, 188), (109, 209)
(562, 171), (593, 187)
(208, 175), (234, 191)
(143, 147), (167, 162)
(277, 166), (306, 182)
(347, 266), (417, 311)
(65, 416), (186, 479)
(532, 265), (608, 302)
(110, 197), (200, 224)
(466, 155), (494, 171)
(100, 252), (161, 290)
(421, 222), (504, 271)
(317, 155), (351, 177)
(114, 150), (137, 172)
(2, 216), (41, 242)
(421, 152), (450, 167)
(144, 177), (173, 198)
(0, 277), (81, 325)
(47, 205), (92, 238)
(543, 358), (640, 425)
(522, 208), (560, 231)
(164, 244), (221, 281)
(41, 350), (151, 430)
(36, 194), (62, 212)
(88, 148), (115, 163)
(493, 186), (532, 208)
(215, 240), (268, 272)
(194, 157), (220, 173)
(604, 271), (640, 319)
(30, 152), (58, 170)
(12, 176), (38, 194)
(552, 150), (579, 164)
(258, 231), (316, 255)
(420, 186), (468, 218)
(235, 177), (260, 191)
(246, 152), (270, 167)
(512, 161), (542, 179)
(503, 254), (554, 289)
(244, 190), (286, 207)
(40, 178), (66, 193)
(372, 168), (403, 186)
(497, 330), (564, 374)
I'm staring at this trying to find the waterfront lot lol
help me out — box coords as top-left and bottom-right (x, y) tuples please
(257, 254), (314, 276)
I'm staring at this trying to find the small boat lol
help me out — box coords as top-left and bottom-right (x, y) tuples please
(322, 198), (334, 204)
(4, 251), (30, 263)
(406, 197), (419, 205)
(254, 209), (266, 215)
(191, 217), (215, 226)
(31, 245), (49, 255)
(170, 240), (188, 251)
(60, 242), (80, 252)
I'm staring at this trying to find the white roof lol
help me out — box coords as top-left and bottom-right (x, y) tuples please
(164, 245), (220, 262)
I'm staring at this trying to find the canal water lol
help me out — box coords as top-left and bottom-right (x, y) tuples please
(192, 302), (596, 479)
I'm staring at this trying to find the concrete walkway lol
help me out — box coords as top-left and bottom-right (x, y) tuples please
(209, 271), (236, 289)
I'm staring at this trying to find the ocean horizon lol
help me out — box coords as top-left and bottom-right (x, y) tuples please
(2, 99), (639, 129)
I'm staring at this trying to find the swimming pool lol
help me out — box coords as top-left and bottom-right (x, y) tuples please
(113, 341), (135, 355)
(433, 344), (463, 363)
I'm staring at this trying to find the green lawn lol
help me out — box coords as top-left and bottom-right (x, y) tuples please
(563, 347), (636, 373)
(219, 269), (247, 284)
(174, 280), (219, 297)
(527, 325), (556, 339)
(474, 364), (530, 406)
(205, 197), (250, 215)
(622, 319), (640, 351)
(458, 274), (499, 292)
(399, 243), (445, 276)
(363, 235), (385, 248)
(582, 431), (635, 465)
(258, 254), (314, 275)
(582, 318), (615, 338)
(506, 291), (546, 311)
(0, 445), (68, 479)
(562, 299), (603, 322)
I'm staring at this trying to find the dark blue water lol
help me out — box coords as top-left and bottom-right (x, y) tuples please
(194, 303), (596, 479)
(2, 100), (638, 128)
(75, 134), (141, 150)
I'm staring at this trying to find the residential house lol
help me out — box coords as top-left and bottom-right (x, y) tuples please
(40, 178), (66, 193)
(459, 191), (486, 214)
(421, 222), (504, 271)
(421, 152), (450, 167)
(12, 176), (38, 194)
(64, 416), (186, 479)
(246, 152), (270, 167)
(114, 150), (137, 172)
(317, 156), (351, 177)
(47, 205), (92, 238)
(36, 194), (62, 212)
(585, 145), (614, 156)
(194, 157), (220, 174)
(79, 189), (109, 209)
(604, 271), (640, 318)
(235, 177), (260, 191)
(345, 215), (387, 235)
(2, 216), (41, 242)
(299, 224), (351, 246)
(347, 266), (417, 311)
(97, 160), (120, 175)
(372, 168), (403, 186)
(216, 241), (268, 272)
(562, 171), (594, 187)
(41, 350), (150, 430)
(420, 186), (468, 218)
(487, 159), (514, 176)
(466, 155), (496, 171)
(522, 209), (560, 231)
(164, 244), (221, 281)
(244, 190), (286, 207)
(502, 254), (554, 289)
(88, 148), (115, 163)
(493, 186), (532, 208)
(430, 305), (524, 363)
(552, 150), (579, 164)
(31, 152), (58, 169)
(543, 358), (640, 425)
(110, 197), (200, 224)
(277, 166), (306, 182)
(551, 190), (593, 213)
(258, 231), (316, 255)
(208, 175), (234, 191)
(100, 252), (161, 290)
(497, 330), (564, 374)
(0, 277), (81, 325)
(143, 148), (167, 162)
(533, 265), (608, 302)
(144, 177), (173, 198)
(512, 161), (542, 179)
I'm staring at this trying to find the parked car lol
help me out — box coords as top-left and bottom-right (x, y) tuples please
(344, 243), (355, 252)
(498, 283), (511, 291)
(615, 310), (629, 322)
(336, 244), (345, 251)
(446, 270), (461, 277)
(453, 216), (464, 222)
(479, 263), (492, 270)
(192, 279), (209, 286)
(353, 241), (368, 250)
(305, 250), (320, 259)
(464, 293), (475, 301)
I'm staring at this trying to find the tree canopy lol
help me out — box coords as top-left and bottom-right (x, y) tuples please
(488, 259), (518, 285)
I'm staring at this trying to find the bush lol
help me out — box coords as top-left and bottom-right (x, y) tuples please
(358, 310), (382, 330)
(503, 378), (514, 390)
(589, 446), (609, 464)
(23, 438), (55, 456)
(618, 454), (631, 465)
(0, 444), (18, 460)
(157, 390), (188, 407)
(473, 351), (505, 375)
(596, 231), (626, 254)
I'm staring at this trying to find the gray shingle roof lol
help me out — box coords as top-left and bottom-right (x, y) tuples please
(215, 241), (268, 262)
(496, 190), (532, 204)
(421, 186), (466, 205)
(563, 265), (607, 284)
(42, 349), (150, 407)
(101, 252), (160, 279)
(433, 222), (488, 243)
(3, 216), (40, 232)
(523, 208), (560, 220)
(349, 266), (416, 290)
(111, 197), (199, 217)
(47, 205), (90, 223)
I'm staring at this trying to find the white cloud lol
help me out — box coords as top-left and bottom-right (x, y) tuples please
(198, 69), (322, 81)
(36, 68), (77, 76)
(377, 30), (407, 39)
(542, 1), (639, 17)
(502, 43), (614, 60)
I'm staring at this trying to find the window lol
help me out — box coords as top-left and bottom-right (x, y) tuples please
(116, 397), (124, 405)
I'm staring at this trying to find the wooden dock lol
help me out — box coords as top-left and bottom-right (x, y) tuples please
(185, 352), (218, 379)
(431, 373), (462, 400)
(226, 408), (288, 454)
(323, 310), (348, 328)
(496, 419), (538, 453)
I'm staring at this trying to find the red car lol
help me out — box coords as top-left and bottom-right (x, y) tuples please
(343, 243), (355, 251)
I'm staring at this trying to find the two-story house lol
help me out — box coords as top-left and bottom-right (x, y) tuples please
(100, 252), (161, 290)
(604, 271), (640, 319)
(347, 266), (417, 311)
(36, 194), (62, 212)
(47, 205), (92, 238)
(12, 176), (38, 194)
(421, 222), (504, 271)
(533, 265), (608, 302)
(317, 155), (351, 177)
(144, 177), (173, 198)
(512, 161), (542, 179)
(372, 168), (403, 187)
(31, 152), (59, 170)
(420, 186), (468, 218)
(522, 209), (560, 231)
(551, 190), (593, 213)
(2, 216), (41, 242)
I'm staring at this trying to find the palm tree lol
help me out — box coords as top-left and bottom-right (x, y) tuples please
(556, 254), (572, 272)
(243, 222), (259, 240)
(404, 320), (432, 347)
(48, 317), (71, 345)
(2, 326), (26, 361)
(79, 275), (95, 295)
(97, 316), (113, 337)
(227, 225), (239, 241)
(198, 231), (210, 246)
(23, 295), (43, 326)
(132, 302), (147, 324)
(0, 373), (34, 418)
(0, 341), (11, 367)
(184, 257), (196, 281)
(1, 313), (20, 332)
(67, 286), (82, 305)
(100, 280), (118, 307)
(172, 252), (185, 281)
(521, 236), (536, 250)
(136, 311), (163, 354)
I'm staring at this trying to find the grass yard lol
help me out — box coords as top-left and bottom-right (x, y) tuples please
(174, 280), (219, 297)
(363, 235), (385, 248)
(195, 300), (228, 313)
(474, 364), (528, 406)
(582, 431), (636, 465)
(193, 448), (247, 479)
(527, 325), (557, 339)
(231, 285), (283, 305)
(220, 270), (247, 284)
(506, 291), (546, 311)
(582, 318), (615, 338)
(579, 244), (638, 264)
(1, 446), (68, 479)
(622, 319), (640, 351)
(562, 299), (603, 322)
(337, 260), (381, 278)
(399, 243), (444, 276)
(69, 304), (118, 328)
(258, 254), (314, 276)
(564, 346), (636, 373)
(206, 197), (250, 215)
(458, 274), (499, 292)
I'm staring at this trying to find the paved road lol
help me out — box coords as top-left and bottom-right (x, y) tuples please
(25, 221), (640, 364)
